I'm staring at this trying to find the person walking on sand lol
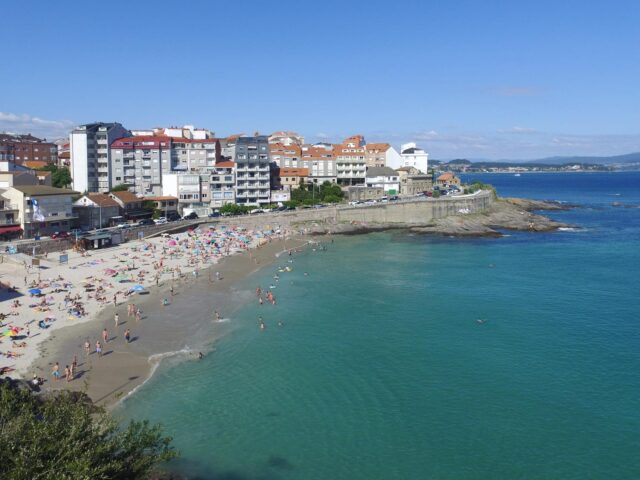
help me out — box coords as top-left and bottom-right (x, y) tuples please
(102, 328), (109, 343)
(114, 313), (119, 327)
(135, 309), (141, 322)
(71, 356), (77, 377)
(52, 362), (60, 381)
(84, 340), (91, 356)
(113, 294), (117, 306)
(64, 365), (71, 382)
(124, 329), (131, 343)
(95, 340), (102, 357)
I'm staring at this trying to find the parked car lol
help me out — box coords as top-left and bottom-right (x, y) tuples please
(116, 223), (131, 229)
(137, 218), (155, 226)
(51, 231), (70, 239)
(166, 212), (181, 222)
(155, 217), (168, 225)
(68, 228), (86, 238)
(208, 212), (221, 218)
(183, 212), (198, 220)
(389, 196), (399, 201)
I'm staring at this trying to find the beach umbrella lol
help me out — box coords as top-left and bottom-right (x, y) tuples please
(104, 268), (117, 275)
(130, 284), (145, 292)
(28, 288), (42, 295)
(167, 240), (177, 246)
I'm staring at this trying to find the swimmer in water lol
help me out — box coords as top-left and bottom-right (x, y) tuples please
(278, 321), (283, 327)
(198, 352), (204, 360)
(476, 319), (486, 324)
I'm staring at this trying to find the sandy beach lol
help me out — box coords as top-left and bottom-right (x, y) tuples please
(0, 222), (310, 406)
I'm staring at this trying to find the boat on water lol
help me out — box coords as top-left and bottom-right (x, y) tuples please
(514, 173), (521, 177)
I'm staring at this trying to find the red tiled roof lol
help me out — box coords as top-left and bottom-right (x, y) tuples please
(86, 193), (120, 207)
(279, 167), (309, 177)
(110, 191), (141, 203)
(215, 161), (235, 168)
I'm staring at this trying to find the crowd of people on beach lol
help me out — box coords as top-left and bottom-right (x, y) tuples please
(0, 223), (290, 396)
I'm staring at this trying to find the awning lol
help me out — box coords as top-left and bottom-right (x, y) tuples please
(0, 226), (23, 234)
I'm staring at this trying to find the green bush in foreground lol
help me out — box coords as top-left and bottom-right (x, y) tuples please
(0, 382), (177, 480)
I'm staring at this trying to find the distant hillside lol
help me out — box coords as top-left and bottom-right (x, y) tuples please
(526, 152), (640, 165)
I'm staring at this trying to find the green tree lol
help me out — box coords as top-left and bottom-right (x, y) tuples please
(0, 382), (177, 479)
(37, 165), (72, 188)
(51, 167), (72, 188)
(220, 203), (249, 215)
(111, 184), (131, 192)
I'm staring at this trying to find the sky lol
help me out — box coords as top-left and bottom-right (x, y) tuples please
(1, 0), (639, 160)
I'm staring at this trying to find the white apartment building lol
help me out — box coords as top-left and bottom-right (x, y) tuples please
(70, 122), (129, 193)
(162, 173), (211, 216)
(400, 142), (429, 173)
(365, 166), (401, 194)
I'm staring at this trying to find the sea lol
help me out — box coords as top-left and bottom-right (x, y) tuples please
(119, 172), (640, 480)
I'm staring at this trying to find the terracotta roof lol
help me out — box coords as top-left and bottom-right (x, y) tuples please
(279, 167), (309, 177)
(146, 196), (178, 202)
(365, 143), (390, 152)
(269, 143), (301, 155)
(437, 172), (457, 181)
(215, 161), (235, 168)
(111, 136), (172, 149)
(22, 160), (49, 170)
(110, 191), (141, 203)
(86, 193), (120, 207)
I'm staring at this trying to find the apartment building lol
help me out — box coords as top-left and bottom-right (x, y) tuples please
(365, 166), (401, 194)
(234, 136), (271, 206)
(210, 161), (236, 208)
(278, 167), (309, 189)
(0, 134), (58, 165)
(70, 122), (129, 193)
(2, 185), (78, 237)
(364, 143), (403, 169)
(109, 136), (174, 195)
(400, 142), (429, 173)
(171, 138), (221, 173)
(269, 143), (301, 167)
(300, 143), (336, 184)
(335, 135), (367, 186)
(162, 173), (211, 216)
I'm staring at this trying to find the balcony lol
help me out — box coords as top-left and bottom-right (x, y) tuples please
(0, 203), (19, 211)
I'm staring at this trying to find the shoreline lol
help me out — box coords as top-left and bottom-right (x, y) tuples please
(28, 234), (311, 408)
(0, 220), (310, 407)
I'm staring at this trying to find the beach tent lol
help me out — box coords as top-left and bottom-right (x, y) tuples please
(130, 284), (145, 292)
(28, 288), (42, 295)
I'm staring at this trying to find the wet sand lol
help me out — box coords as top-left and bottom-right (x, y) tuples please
(31, 236), (310, 407)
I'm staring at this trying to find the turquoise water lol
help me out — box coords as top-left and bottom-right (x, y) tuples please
(121, 172), (640, 480)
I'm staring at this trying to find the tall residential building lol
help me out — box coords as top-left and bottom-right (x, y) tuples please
(110, 136), (174, 195)
(70, 122), (129, 193)
(171, 138), (221, 172)
(210, 161), (236, 208)
(334, 135), (367, 186)
(300, 143), (336, 184)
(0, 133), (58, 165)
(161, 172), (211, 216)
(399, 142), (429, 173)
(234, 136), (271, 206)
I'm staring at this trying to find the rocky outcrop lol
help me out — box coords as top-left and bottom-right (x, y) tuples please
(410, 198), (573, 236)
(303, 197), (574, 237)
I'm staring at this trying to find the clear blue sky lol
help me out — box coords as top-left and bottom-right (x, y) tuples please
(1, 0), (639, 159)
